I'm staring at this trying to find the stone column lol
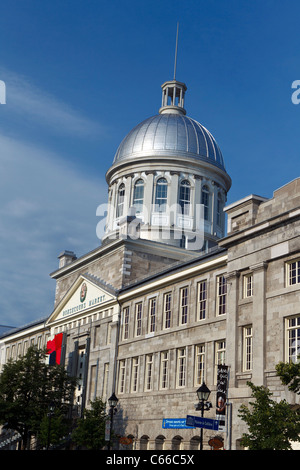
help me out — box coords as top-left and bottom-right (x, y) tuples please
(169, 171), (179, 226)
(144, 172), (154, 225)
(251, 261), (268, 386)
(225, 270), (240, 388)
(107, 312), (121, 397)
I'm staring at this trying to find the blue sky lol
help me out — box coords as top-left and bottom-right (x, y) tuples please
(0, 0), (299, 327)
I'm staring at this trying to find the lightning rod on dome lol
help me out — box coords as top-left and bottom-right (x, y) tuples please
(173, 22), (179, 81)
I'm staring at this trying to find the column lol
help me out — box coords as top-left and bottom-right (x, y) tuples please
(144, 172), (154, 225)
(225, 270), (240, 388)
(251, 261), (268, 386)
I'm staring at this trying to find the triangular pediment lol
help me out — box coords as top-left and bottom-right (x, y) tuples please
(47, 274), (117, 324)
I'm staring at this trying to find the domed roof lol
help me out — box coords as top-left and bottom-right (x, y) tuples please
(113, 113), (226, 171)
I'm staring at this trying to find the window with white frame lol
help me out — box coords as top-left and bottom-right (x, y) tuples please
(243, 326), (253, 371)
(215, 340), (226, 383)
(145, 354), (153, 391)
(122, 307), (130, 340)
(179, 180), (191, 215)
(160, 351), (169, 390)
(118, 360), (126, 394)
(155, 177), (168, 212)
(243, 274), (253, 298)
(180, 286), (189, 325)
(133, 179), (144, 214)
(194, 344), (205, 386)
(198, 280), (207, 320)
(177, 348), (186, 388)
(163, 292), (172, 329)
(286, 316), (300, 363)
(148, 297), (156, 333)
(131, 357), (139, 392)
(217, 275), (227, 315)
(286, 259), (300, 286)
(135, 302), (142, 337)
(201, 185), (210, 221)
(116, 183), (125, 218)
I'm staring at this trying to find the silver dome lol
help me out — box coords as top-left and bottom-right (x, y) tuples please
(113, 113), (226, 170)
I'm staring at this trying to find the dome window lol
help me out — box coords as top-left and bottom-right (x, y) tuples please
(116, 184), (125, 218)
(201, 186), (210, 221)
(216, 193), (223, 227)
(155, 178), (168, 212)
(179, 180), (191, 215)
(133, 179), (144, 214)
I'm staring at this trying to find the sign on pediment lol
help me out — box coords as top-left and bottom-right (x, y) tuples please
(50, 276), (116, 323)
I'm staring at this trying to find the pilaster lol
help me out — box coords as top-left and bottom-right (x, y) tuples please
(250, 261), (268, 385)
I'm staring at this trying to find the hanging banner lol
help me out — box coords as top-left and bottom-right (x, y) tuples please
(216, 364), (228, 431)
(46, 333), (64, 365)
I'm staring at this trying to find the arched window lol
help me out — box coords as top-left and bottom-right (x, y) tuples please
(179, 180), (191, 215)
(155, 178), (168, 212)
(201, 185), (210, 221)
(140, 435), (149, 450)
(133, 179), (144, 214)
(117, 183), (125, 218)
(155, 435), (165, 450)
(172, 435), (183, 450)
(216, 192), (222, 226)
(190, 436), (200, 450)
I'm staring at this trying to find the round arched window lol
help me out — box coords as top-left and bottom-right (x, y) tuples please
(155, 178), (168, 212)
(116, 183), (125, 218)
(133, 179), (144, 214)
(179, 180), (191, 215)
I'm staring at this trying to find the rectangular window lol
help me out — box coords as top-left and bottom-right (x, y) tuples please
(145, 354), (153, 391)
(160, 351), (169, 390)
(122, 307), (130, 340)
(243, 274), (253, 298)
(215, 340), (226, 382)
(243, 326), (253, 371)
(287, 260), (300, 286)
(198, 280), (207, 320)
(177, 348), (186, 388)
(286, 316), (300, 363)
(118, 360), (126, 394)
(131, 357), (139, 392)
(135, 302), (142, 337)
(217, 275), (227, 315)
(180, 287), (189, 325)
(148, 298), (156, 333)
(194, 344), (205, 386)
(163, 292), (172, 329)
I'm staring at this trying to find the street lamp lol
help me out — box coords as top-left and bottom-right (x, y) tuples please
(196, 382), (212, 450)
(107, 393), (118, 450)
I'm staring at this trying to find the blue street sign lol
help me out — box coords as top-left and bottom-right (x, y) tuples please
(162, 418), (195, 429)
(186, 415), (219, 431)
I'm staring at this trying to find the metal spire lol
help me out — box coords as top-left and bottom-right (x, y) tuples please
(173, 22), (179, 80)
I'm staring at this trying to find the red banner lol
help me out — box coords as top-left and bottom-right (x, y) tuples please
(46, 333), (63, 365)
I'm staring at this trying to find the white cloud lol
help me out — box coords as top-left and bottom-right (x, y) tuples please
(0, 68), (106, 137)
(0, 133), (108, 327)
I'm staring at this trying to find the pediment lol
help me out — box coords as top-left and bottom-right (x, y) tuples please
(47, 274), (117, 324)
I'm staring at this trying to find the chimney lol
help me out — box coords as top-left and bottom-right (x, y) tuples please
(58, 250), (77, 268)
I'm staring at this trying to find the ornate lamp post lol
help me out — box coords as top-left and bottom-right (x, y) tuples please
(196, 382), (212, 450)
(107, 393), (118, 450)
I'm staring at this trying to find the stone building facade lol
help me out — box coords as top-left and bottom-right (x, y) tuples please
(0, 75), (300, 450)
